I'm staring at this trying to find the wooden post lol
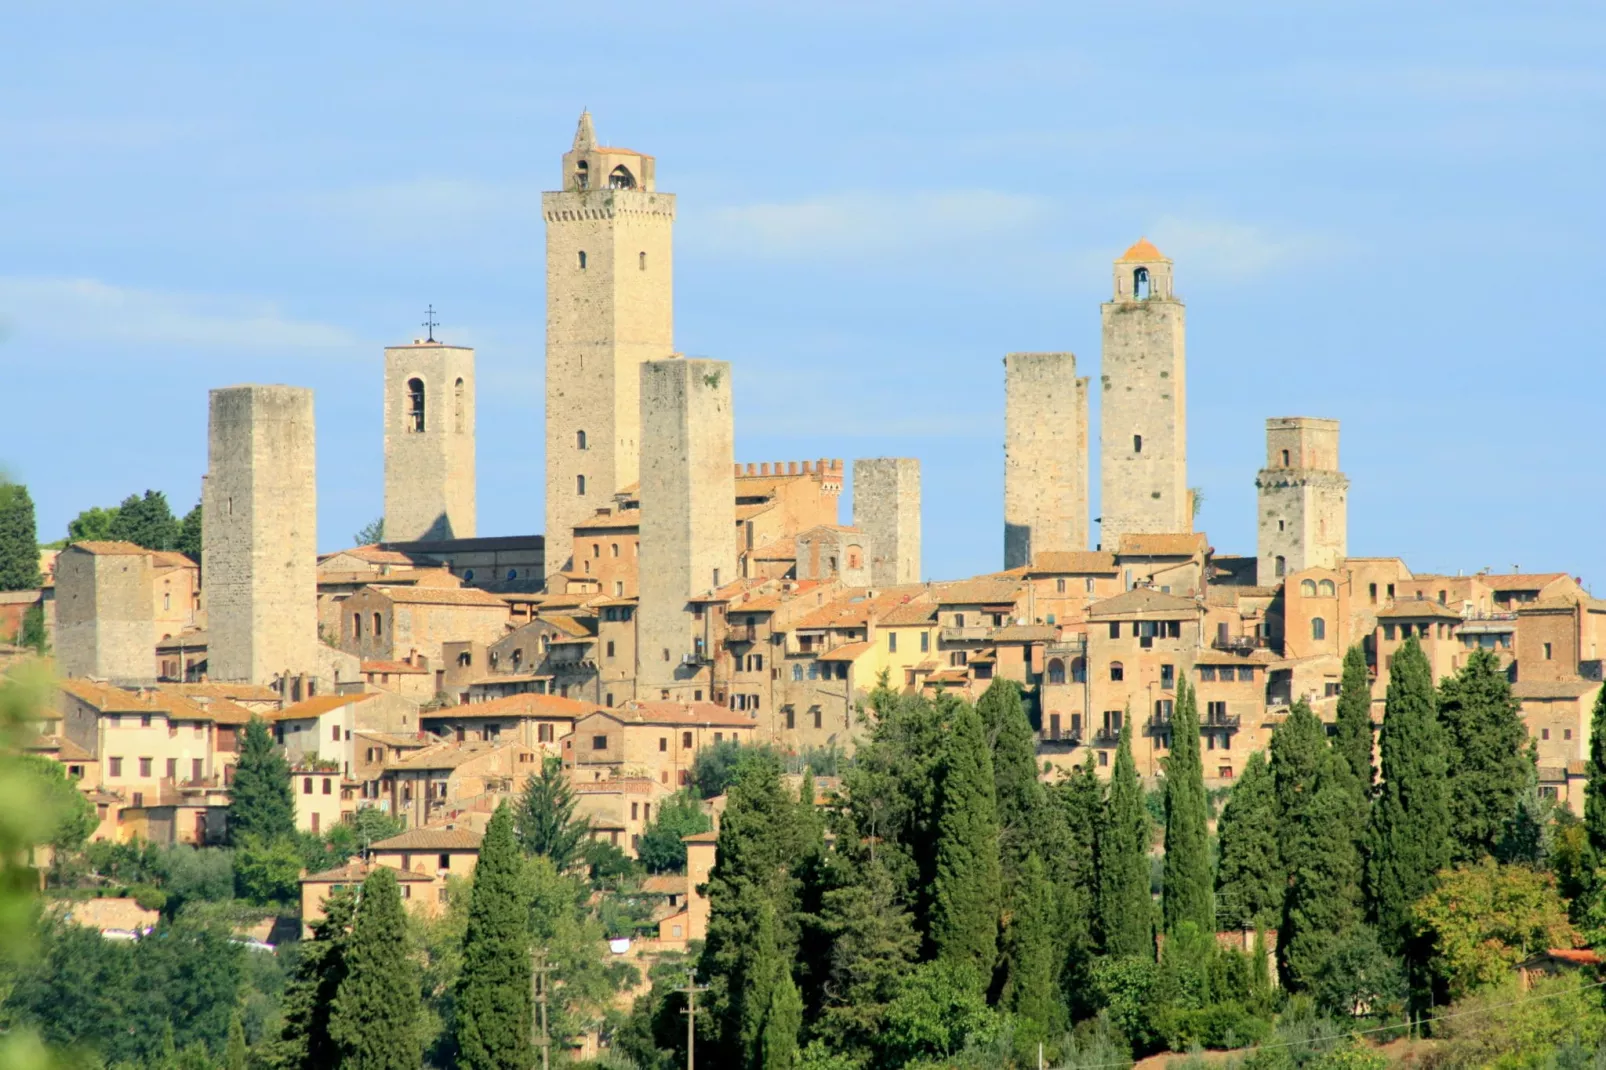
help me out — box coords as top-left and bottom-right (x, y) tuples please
(679, 969), (708, 1070)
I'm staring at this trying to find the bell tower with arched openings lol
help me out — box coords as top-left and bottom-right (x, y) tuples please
(384, 338), (476, 542)
(543, 111), (676, 583)
(1099, 238), (1189, 550)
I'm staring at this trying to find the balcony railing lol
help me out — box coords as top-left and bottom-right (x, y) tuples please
(1204, 712), (1242, 730)
(939, 624), (993, 642)
(725, 624), (758, 645)
(1212, 635), (1263, 655)
(1093, 725), (1121, 746)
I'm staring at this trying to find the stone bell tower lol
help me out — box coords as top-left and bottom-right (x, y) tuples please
(383, 334), (476, 542)
(1099, 238), (1189, 550)
(543, 111), (675, 582)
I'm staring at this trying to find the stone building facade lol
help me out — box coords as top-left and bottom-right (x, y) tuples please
(384, 340), (476, 542)
(1003, 352), (1088, 567)
(1256, 417), (1347, 583)
(543, 112), (675, 580)
(1099, 240), (1189, 550)
(55, 542), (155, 684)
(203, 385), (319, 686)
(853, 457), (921, 585)
(636, 358), (735, 698)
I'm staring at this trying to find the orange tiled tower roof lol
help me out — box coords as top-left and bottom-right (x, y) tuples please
(1116, 237), (1168, 262)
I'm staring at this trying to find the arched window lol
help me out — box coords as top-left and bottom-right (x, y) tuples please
(1318, 579), (1336, 597)
(1047, 659), (1066, 685)
(1110, 661), (1125, 682)
(541, 636), (551, 653)
(1275, 555), (1286, 578)
(1133, 434), (1143, 454)
(373, 612), (383, 638)
(576, 429), (587, 450)
(1301, 579), (1317, 596)
(1134, 266), (1150, 299)
(577, 474), (587, 496)
(1072, 657), (1087, 683)
(611, 543), (620, 558)
(1312, 617), (1327, 641)
(511, 648), (523, 669)
(609, 165), (636, 190)
(574, 160), (589, 189)
(1281, 449), (1291, 467)
(352, 613), (362, 638)
(407, 377), (425, 432)
(454, 378), (465, 432)
(577, 250), (587, 269)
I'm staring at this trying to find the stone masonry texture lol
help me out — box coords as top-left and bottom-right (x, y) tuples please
(1257, 417), (1348, 582)
(56, 546), (155, 684)
(853, 457), (922, 585)
(384, 342), (477, 542)
(1004, 353), (1089, 568)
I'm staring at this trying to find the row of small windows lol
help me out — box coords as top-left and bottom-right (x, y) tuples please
(1299, 579), (1338, 597)
(576, 251), (650, 270)
(404, 378), (468, 434)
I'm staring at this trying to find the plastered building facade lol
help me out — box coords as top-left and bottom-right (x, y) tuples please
(55, 542), (156, 684)
(1099, 240), (1189, 550)
(543, 112), (675, 580)
(384, 341), (476, 542)
(1004, 353), (1089, 567)
(853, 457), (922, 585)
(1256, 417), (1347, 583)
(203, 385), (319, 686)
(636, 358), (735, 697)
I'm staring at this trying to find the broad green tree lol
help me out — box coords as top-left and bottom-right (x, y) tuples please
(1096, 720), (1153, 959)
(516, 754), (590, 870)
(108, 489), (181, 550)
(930, 696), (1002, 979)
(227, 717), (294, 845)
(1413, 859), (1576, 999)
(1438, 649), (1532, 862)
(330, 867), (422, 1069)
(1366, 637), (1452, 965)
(1214, 750), (1282, 931)
(637, 789), (713, 873)
(354, 517), (385, 546)
(0, 481), (42, 591)
(67, 504), (119, 544)
(453, 804), (533, 1070)
(177, 503), (203, 559)
(1163, 677), (1213, 937)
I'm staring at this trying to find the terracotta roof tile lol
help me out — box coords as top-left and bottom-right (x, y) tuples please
(817, 641), (874, 663)
(791, 586), (928, 630)
(66, 541), (149, 556)
(1513, 680), (1599, 700)
(1028, 551), (1118, 575)
(929, 578), (1026, 606)
(600, 701), (757, 729)
(362, 660), (429, 674)
(640, 874), (686, 896)
(1116, 237), (1168, 262)
(1375, 598), (1464, 621)
(1087, 588), (1200, 619)
(389, 741), (524, 770)
(372, 586), (509, 608)
(270, 692), (380, 721)
(993, 624), (1058, 642)
(157, 682), (280, 702)
(370, 826), (484, 851)
(301, 860), (434, 884)
(435, 692), (598, 719)
(1116, 532), (1206, 557)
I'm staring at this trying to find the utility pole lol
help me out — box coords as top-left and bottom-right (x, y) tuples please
(679, 969), (708, 1070)
(531, 947), (553, 1070)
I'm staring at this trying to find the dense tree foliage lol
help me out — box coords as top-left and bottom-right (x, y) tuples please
(177, 502), (203, 559)
(330, 867), (422, 1069)
(637, 788), (713, 872)
(452, 804), (532, 1070)
(1438, 649), (1532, 862)
(516, 753), (590, 870)
(930, 695), (1001, 979)
(108, 490), (181, 550)
(1413, 859), (1576, 1000)
(1334, 645), (1374, 791)
(227, 717), (295, 846)
(0, 481), (42, 591)
(1163, 677), (1214, 937)
(1214, 750), (1281, 931)
(1096, 720), (1153, 959)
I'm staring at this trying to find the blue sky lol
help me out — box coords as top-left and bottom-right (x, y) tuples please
(3, 2), (1603, 585)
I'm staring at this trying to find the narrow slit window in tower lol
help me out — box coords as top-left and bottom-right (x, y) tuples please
(576, 429), (587, 450)
(639, 251), (647, 271)
(1133, 434), (1143, 454)
(577, 250), (587, 270)
(1275, 555), (1286, 578)
(407, 378), (425, 433)
(1281, 449), (1291, 466)
(577, 474), (587, 496)
(1134, 266), (1150, 299)
(454, 378), (465, 432)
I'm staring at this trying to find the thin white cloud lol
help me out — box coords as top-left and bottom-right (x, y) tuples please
(690, 190), (1049, 258)
(299, 179), (542, 243)
(0, 277), (361, 351)
(1143, 217), (1349, 282)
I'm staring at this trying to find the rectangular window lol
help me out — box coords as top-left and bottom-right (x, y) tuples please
(1542, 728), (1551, 740)
(659, 737), (667, 752)
(888, 632), (897, 653)
(1199, 666), (1215, 681)
(632, 802), (639, 820)
(813, 708), (822, 730)
(592, 735), (607, 750)
(166, 758), (177, 779)
(323, 778), (332, 795)
(1544, 642), (1554, 660)
(787, 708), (796, 729)
(715, 732), (723, 743)
(539, 723), (554, 743)
(139, 757), (152, 778)
(109, 757), (123, 777)
(332, 723), (341, 742)
(439, 853), (451, 870)
(1383, 624), (1396, 641)
(920, 632), (930, 653)
(1237, 666), (1254, 682)
(1109, 622), (1121, 639)
(682, 731), (692, 748)
(303, 777), (313, 794)
(1160, 664), (1174, 688)
(192, 758), (203, 781)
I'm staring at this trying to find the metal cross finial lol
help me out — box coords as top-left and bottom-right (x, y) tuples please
(422, 304), (439, 343)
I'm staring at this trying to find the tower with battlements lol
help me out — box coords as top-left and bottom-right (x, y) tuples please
(1257, 417), (1348, 582)
(384, 340), (475, 542)
(1004, 353), (1088, 567)
(636, 358), (735, 698)
(853, 457), (922, 585)
(1099, 239), (1189, 550)
(543, 111), (675, 582)
(203, 385), (319, 685)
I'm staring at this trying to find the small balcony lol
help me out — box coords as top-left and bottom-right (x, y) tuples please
(1204, 711), (1242, 731)
(725, 624), (758, 646)
(1092, 725), (1121, 746)
(940, 624), (993, 643)
(1212, 635), (1262, 656)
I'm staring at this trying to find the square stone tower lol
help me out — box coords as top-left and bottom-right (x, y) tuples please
(853, 457), (921, 585)
(1004, 353), (1089, 568)
(636, 358), (735, 697)
(203, 385), (319, 685)
(55, 541), (155, 684)
(1099, 239), (1189, 550)
(383, 340), (476, 542)
(543, 111), (675, 582)
(1257, 417), (1348, 582)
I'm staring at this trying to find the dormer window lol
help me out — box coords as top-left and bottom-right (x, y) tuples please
(609, 165), (636, 190)
(574, 160), (589, 189)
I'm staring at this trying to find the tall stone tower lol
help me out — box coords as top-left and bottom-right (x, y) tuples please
(543, 111), (675, 581)
(383, 340), (475, 542)
(55, 541), (155, 684)
(1099, 239), (1189, 550)
(203, 385), (319, 686)
(1257, 417), (1348, 582)
(1003, 353), (1089, 568)
(636, 358), (735, 698)
(853, 457), (922, 585)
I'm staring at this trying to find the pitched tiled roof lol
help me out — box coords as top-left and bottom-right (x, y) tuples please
(1028, 551), (1119, 575)
(355, 730), (429, 749)
(1116, 532), (1206, 557)
(59, 679), (154, 712)
(1513, 680), (1599, 700)
(371, 827), (484, 851)
(26, 735), (93, 761)
(817, 641), (874, 663)
(1376, 598), (1463, 621)
(572, 510), (642, 531)
(319, 545), (423, 567)
(880, 600), (938, 626)
(362, 660), (429, 674)
(157, 682), (280, 703)
(602, 701), (757, 729)
(1116, 237), (1168, 262)
(270, 692), (379, 721)
(373, 586), (509, 608)
(640, 874), (686, 896)
(749, 537), (796, 560)
(434, 692), (598, 719)
(149, 551), (198, 570)
(389, 741), (522, 770)
(1485, 573), (1570, 590)
(66, 541), (148, 556)
(301, 860), (434, 884)
(931, 578), (1026, 606)
(791, 586), (927, 630)
(541, 615), (596, 639)
(1087, 588), (1200, 619)
(993, 624), (1058, 642)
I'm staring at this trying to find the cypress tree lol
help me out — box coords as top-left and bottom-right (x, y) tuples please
(1163, 677), (1213, 937)
(330, 867), (422, 1070)
(1587, 683), (1606, 859)
(930, 697), (1002, 979)
(1334, 644), (1375, 790)
(266, 886), (354, 1070)
(1096, 720), (1153, 959)
(1438, 649), (1531, 863)
(759, 967), (802, 1070)
(225, 1010), (248, 1070)
(1002, 850), (1064, 1041)
(1214, 750), (1281, 932)
(0, 482), (42, 591)
(1054, 752), (1104, 1015)
(815, 854), (919, 1053)
(227, 717), (294, 846)
(1280, 748), (1364, 989)
(452, 803), (533, 1070)
(980, 678), (1045, 876)
(516, 754), (591, 869)
(1366, 636), (1451, 965)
